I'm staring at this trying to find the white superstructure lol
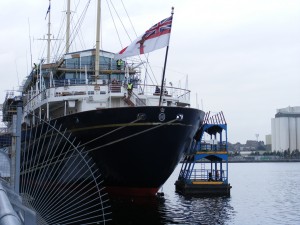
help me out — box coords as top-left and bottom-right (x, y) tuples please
(271, 106), (300, 152)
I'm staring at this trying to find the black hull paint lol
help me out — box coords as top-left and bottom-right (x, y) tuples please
(26, 106), (204, 196)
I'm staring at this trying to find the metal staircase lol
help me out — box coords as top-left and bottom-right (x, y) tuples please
(175, 111), (232, 196)
(123, 96), (135, 107)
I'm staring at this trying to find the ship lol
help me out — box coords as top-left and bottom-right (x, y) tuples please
(2, 0), (204, 197)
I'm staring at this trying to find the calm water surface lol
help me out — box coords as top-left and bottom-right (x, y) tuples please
(111, 163), (300, 225)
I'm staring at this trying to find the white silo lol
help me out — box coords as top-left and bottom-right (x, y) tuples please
(289, 117), (297, 151)
(279, 117), (289, 151)
(271, 106), (300, 152)
(274, 117), (281, 151)
(271, 118), (276, 151)
(296, 117), (300, 150)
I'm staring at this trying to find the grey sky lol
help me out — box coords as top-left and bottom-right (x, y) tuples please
(0, 0), (300, 144)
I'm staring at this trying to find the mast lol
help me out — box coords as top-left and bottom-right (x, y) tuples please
(159, 7), (174, 106)
(46, 0), (51, 63)
(66, 0), (71, 53)
(28, 18), (33, 70)
(95, 0), (101, 79)
(39, 0), (55, 63)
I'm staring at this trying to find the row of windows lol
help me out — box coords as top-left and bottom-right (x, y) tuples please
(65, 55), (122, 70)
(65, 73), (126, 81)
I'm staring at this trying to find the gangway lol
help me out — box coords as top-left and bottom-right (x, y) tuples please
(175, 111), (232, 196)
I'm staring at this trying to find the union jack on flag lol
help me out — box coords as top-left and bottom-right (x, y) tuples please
(141, 16), (173, 41)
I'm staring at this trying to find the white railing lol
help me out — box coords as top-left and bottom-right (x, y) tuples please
(22, 81), (191, 113)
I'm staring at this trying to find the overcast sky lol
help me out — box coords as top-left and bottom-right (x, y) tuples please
(0, 0), (300, 144)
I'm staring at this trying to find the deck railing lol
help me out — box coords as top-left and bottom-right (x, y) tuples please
(197, 142), (227, 152)
(189, 169), (228, 182)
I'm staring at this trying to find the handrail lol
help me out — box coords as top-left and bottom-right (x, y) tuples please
(22, 81), (191, 107)
(198, 142), (227, 152)
(0, 182), (21, 225)
(184, 169), (228, 182)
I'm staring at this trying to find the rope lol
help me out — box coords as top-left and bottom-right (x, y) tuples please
(105, 0), (125, 49)
(21, 117), (141, 174)
(77, 118), (142, 148)
(20, 112), (111, 224)
(21, 116), (181, 174)
(85, 117), (180, 154)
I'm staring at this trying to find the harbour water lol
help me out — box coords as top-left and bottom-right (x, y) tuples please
(111, 163), (300, 225)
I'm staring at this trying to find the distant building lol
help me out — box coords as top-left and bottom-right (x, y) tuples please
(265, 135), (271, 145)
(245, 140), (258, 148)
(229, 140), (266, 152)
(265, 134), (272, 151)
(271, 106), (300, 152)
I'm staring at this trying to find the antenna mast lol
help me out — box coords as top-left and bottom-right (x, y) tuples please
(46, 0), (51, 63)
(28, 18), (33, 68)
(66, 0), (71, 53)
(95, 0), (101, 79)
(39, 0), (58, 63)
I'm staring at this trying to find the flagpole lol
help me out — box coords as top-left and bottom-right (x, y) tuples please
(159, 7), (174, 106)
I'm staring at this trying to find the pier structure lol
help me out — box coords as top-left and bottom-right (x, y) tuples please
(1, 96), (111, 224)
(0, 99), (37, 225)
(175, 111), (232, 196)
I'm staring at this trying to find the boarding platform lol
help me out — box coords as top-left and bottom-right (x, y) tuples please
(175, 111), (232, 196)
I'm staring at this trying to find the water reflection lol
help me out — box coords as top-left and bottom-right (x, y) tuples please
(109, 163), (300, 224)
(109, 193), (235, 225)
(161, 194), (235, 224)
(109, 196), (167, 225)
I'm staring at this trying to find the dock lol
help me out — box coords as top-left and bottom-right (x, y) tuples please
(175, 111), (232, 196)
